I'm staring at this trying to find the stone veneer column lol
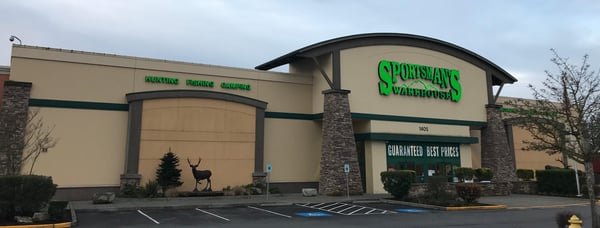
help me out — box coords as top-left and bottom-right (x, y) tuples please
(0, 81), (32, 175)
(481, 104), (516, 182)
(319, 89), (363, 195)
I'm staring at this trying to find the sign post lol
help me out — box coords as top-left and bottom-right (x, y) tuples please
(266, 163), (272, 201)
(344, 163), (350, 200)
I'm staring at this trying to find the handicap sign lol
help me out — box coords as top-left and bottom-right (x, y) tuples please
(344, 163), (350, 173)
(296, 212), (332, 217)
(395, 208), (430, 213)
(266, 163), (272, 173)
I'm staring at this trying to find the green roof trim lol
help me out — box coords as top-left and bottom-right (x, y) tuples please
(29, 99), (128, 111)
(355, 133), (479, 144)
(26, 99), (486, 128)
(264, 111), (486, 126)
(264, 112), (322, 120)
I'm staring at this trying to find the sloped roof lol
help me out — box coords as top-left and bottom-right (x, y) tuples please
(255, 33), (517, 85)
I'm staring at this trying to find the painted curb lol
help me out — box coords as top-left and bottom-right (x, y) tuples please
(1, 202), (76, 228)
(445, 205), (508, 211)
(0, 222), (71, 228)
(380, 199), (507, 211)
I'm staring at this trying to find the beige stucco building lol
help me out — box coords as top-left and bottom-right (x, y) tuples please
(3, 33), (566, 200)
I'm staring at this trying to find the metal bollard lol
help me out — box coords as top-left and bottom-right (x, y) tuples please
(568, 215), (582, 228)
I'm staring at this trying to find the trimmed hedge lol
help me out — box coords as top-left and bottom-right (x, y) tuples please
(474, 168), (493, 181)
(454, 167), (474, 181)
(381, 170), (416, 199)
(0, 175), (57, 219)
(455, 183), (482, 203)
(536, 169), (584, 196)
(516, 169), (534, 181)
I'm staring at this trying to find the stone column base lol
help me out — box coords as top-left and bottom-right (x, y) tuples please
(252, 172), (267, 186)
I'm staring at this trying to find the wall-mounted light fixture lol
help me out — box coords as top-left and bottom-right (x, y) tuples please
(9, 35), (22, 45)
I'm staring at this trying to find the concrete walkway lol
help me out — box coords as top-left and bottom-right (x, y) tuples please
(71, 193), (592, 212)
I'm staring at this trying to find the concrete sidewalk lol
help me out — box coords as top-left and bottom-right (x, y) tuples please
(70, 193), (592, 212)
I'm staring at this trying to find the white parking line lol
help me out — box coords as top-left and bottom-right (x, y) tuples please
(337, 205), (356, 213)
(247, 206), (292, 218)
(195, 208), (231, 221)
(329, 204), (349, 211)
(319, 203), (340, 209)
(348, 207), (366, 215)
(296, 202), (396, 216)
(137, 209), (160, 224)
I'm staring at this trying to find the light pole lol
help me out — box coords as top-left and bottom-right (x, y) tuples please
(566, 133), (582, 197)
(9, 35), (22, 45)
(574, 161), (582, 197)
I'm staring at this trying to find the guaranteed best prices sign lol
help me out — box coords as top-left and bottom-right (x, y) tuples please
(377, 60), (462, 102)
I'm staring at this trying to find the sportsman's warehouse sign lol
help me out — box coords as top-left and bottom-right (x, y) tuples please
(377, 60), (462, 102)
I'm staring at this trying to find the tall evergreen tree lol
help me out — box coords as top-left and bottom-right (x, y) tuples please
(156, 148), (183, 191)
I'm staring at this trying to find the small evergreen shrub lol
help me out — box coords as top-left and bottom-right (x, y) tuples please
(0, 175), (57, 219)
(516, 169), (534, 181)
(380, 170), (416, 199)
(119, 181), (164, 198)
(454, 167), (474, 181)
(455, 183), (482, 203)
(143, 180), (163, 198)
(119, 183), (144, 198)
(426, 176), (452, 201)
(474, 168), (493, 181)
(156, 151), (183, 191)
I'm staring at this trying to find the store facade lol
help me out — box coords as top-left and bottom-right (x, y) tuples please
(1, 33), (518, 199)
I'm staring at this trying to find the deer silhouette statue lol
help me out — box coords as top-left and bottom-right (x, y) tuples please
(187, 157), (212, 192)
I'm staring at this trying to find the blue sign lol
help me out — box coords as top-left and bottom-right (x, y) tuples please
(266, 163), (272, 173)
(344, 164), (350, 173)
(395, 208), (430, 213)
(296, 212), (332, 217)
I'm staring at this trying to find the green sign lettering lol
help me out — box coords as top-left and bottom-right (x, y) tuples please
(221, 82), (251, 91)
(145, 76), (179, 85)
(186, 79), (214, 88)
(144, 76), (251, 91)
(378, 60), (462, 102)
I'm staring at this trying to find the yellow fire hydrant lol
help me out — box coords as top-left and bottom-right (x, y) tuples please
(568, 215), (582, 228)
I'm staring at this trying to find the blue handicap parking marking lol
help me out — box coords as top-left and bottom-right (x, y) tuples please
(395, 208), (430, 213)
(296, 212), (333, 217)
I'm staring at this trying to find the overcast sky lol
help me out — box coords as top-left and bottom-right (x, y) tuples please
(2, 0), (599, 98)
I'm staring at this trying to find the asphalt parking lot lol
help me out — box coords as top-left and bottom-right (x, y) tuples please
(76, 202), (432, 227)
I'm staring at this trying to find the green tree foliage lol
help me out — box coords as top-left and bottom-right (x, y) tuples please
(474, 168), (493, 181)
(380, 170), (415, 199)
(536, 169), (584, 196)
(455, 183), (482, 203)
(516, 169), (535, 181)
(155, 149), (183, 191)
(505, 50), (600, 227)
(454, 167), (474, 181)
(0, 175), (56, 219)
